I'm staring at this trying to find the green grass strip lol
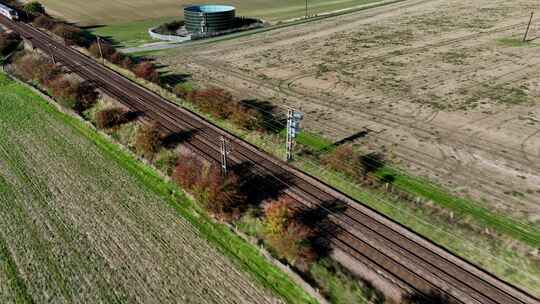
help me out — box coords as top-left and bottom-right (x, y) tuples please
(2, 73), (317, 304)
(374, 167), (540, 248)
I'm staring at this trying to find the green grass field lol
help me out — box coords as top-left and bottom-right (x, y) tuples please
(0, 72), (316, 304)
(36, 0), (385, 46)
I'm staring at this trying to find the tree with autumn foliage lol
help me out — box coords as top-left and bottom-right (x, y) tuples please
(263, 196), (316, 269)
(52, 24), (85, 46)
(229, 103), (263, 130)
(0, 32), (20, 56)
(264, 196), (294, 235)
(181, 87), (265, 131)
(134, 122), (163, 159)
(120, 56), (134, 70)
(132, 62), (160, 84)
(109, 52), (125, 65)
(198, 167), (246, 221)
(33, 15), (56, 30)
(13, 53), (48, 82)
(88, 41), (115, 59)
(172, 152), (204, 190)
(172, 153), (246, 221)
(74, 81), (99, 113)
(95, 107), (128, 129)
(321, 145), (363, 179)
(187, 88), (234, 119)
(49, 76), (79, 108)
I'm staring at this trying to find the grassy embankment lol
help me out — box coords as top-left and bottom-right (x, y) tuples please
(0, 72), (317, 304)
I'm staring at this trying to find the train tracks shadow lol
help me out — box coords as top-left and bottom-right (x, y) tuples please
(161, 128), (200, 149)
(404, 290), (451, 304)
(123, 110), (144, 122)
(160, 72), (192, 88)
(232, 161), (292, 209)
(297, 199), (347, 259)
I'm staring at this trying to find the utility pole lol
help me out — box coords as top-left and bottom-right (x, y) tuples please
(96, 36), (104, 64)
(523, 12), (534, 42)
(305, 0), (308, 19)
(220, 137), (231, 175)
(286, 108), (304, 162)
(48, 44), (55, 64)
(286, 109), (294, 162)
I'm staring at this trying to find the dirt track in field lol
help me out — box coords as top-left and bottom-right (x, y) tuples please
(0, 81), (282, 304)
(159, 0), (540, 226)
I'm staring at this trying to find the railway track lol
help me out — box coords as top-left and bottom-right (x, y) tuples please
(2, 17), (539, 304)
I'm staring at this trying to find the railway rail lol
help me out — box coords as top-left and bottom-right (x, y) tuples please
(1, 16), (539, 304)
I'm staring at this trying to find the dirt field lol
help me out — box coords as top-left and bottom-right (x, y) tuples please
(0, 74), (282, 304)
(159, 0), (540, 227)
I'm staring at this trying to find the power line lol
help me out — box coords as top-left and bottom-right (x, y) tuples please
(523, 12), (534, 42)
(96, 36), (105, 64)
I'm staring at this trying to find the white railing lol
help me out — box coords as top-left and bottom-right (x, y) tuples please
(148, 27), (191, 42)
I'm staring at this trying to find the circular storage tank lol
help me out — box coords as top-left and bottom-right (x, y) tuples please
(184, 5), (236, 34)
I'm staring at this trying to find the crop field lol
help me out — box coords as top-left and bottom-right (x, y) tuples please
(159, 0), (540, 228)
(0, 73), (301, 303)
(32, 0), (386, 46)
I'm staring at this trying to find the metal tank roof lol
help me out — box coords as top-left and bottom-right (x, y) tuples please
(185, 5), (235, 13)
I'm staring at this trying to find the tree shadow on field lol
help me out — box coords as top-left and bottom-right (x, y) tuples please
(296, 199), (347, 259)
(122, 110), (144, 122)
(240, 99), (287, 134)
(314, 129), (372, 155)
(150, 62), (167, 69)
(330, 130), (371, 148)
(160, 72), (192, 87)
(360, 152), (385, 176)
(161, 128), (200, 149)
(80, 24), (107, 30)
(404, 290), (451, 304)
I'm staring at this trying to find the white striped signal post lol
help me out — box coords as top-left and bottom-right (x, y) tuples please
(96, 36), (105, 64)
(47, 43), (55, 64)
(286, 108), (304, 162)
(220, 136), (231, 175)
